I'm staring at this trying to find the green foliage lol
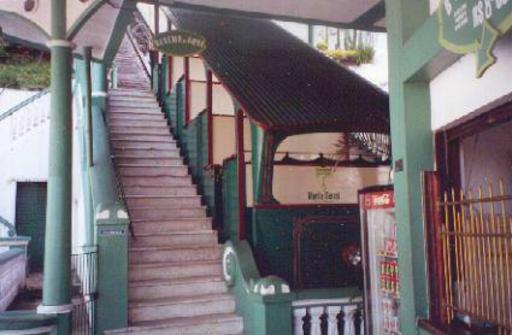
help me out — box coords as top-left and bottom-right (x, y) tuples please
(324, 47), (374, 65)
(315, 28), (376, 66)
(0, 62), (50, 89)
(0, 47), (50, 90)
(316, 41), (328, 51)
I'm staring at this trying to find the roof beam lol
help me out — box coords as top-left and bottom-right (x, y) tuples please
(351, 1), (385, 29)
(141, 0), (386, 31)
(101, 1), (137, 66)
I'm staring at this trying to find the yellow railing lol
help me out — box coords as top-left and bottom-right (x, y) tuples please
(439, 178), (512, 334)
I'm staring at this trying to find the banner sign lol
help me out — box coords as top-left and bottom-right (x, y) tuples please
(153, 30), (206, 57)
(437, 0), (512, 77)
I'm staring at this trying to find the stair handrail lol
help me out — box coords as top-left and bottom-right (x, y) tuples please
(0, 215), (17, 237)
(126, 9), (153, 79)
(108, 136), (136, 239)
(0, 89), (50, 123)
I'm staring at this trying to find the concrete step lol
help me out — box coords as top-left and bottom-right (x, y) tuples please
(125, 195), (201, 208)
(130, 218), (212, 234)
(121, 175), (193, 187)
(129, 207), (207, 221)
(112, 142), (179, 151)
(124, 185), (197, 197)
(119, 165), (189, 177)
(129, 260), (222, 282)
(129, 276), (227, 301)
(109, 113), (165, 121)
(111, 134), (175, 142)
(110, 127), (170, 136)
(109, 96), (156, 102)
(116, 157), (182, 165)
(128, 294), (236, 323)
(129, 245), (222, 264)
(109, 103), (160, 110)
(109, 119), (167, 128)
(114, 148), (180, 158)
(107, 313), (243, 335)
(130, 230), (217, 247)
(108, 89), (156, 99)
(109, 108), (162, 116)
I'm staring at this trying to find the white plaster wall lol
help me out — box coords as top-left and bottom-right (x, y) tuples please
(172, 56), (184, 84)
(190, 81), (206, 119)
(212, 116), (236, 165)
(212, 84), (235, 115)
(0, 89), (87, 247)
(190, 57), (206, 81)
(273, 166), (391, 204)
(0, 91), (50, 232)
(430, 36), (512, 130)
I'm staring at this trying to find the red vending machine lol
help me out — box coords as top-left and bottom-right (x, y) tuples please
(359, 186), (401, 335)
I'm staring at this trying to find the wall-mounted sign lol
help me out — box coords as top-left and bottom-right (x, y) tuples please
(438, 0), (512, 77)
(153, 30), (206, 57)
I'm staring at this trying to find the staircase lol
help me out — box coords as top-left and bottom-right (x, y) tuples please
(106, 37), (243, 335)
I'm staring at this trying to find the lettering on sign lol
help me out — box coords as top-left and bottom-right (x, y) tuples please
(99, 227), (126, 236)
(438, 0), (512, 77)
(153, 30), (207, 57)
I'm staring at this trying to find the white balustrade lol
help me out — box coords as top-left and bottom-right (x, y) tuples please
(309, 306), (324, 335)
(326, 306), (341, 335)
(292, 297), (363, 335)
(343, 304), (358, 335)
(294, 307), (307, 335)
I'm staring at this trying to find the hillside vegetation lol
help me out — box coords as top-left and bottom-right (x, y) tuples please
(0, 41), (50, 90)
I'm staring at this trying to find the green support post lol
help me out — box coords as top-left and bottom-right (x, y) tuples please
(82, 47), (93, 168)
(37, 0), (74, 333)
(385, 0), (433, 333)
(308, 25), (314, 46)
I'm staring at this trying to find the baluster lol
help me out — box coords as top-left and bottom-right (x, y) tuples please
(359, 307), (364, 335)
(343, 304), (358, 335)
(326, 306), (341, 335)
(293, 308), (307, 335)
(309, 306), (324, 335)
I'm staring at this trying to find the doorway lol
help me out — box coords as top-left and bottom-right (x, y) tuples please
(15, 182), (47, 273)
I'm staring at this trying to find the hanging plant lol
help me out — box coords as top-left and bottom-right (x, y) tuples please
(315, 28), (375, 66)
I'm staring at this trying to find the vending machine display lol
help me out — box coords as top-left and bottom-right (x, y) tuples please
(359, 186), (401, 335)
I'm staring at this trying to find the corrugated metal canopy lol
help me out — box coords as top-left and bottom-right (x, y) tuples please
(168, 9), (390, 134)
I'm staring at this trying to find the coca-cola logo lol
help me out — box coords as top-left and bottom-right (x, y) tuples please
(364, 191), (394, 209)
(374, 193), (391, 206)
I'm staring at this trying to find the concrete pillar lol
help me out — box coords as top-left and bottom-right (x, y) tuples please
(37, 0), (74, 332)
(385, 0), (433, 333)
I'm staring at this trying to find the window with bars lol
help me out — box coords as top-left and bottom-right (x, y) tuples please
(423, 109), (512, 335)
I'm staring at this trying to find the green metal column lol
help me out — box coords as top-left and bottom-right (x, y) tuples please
(38, 0), (74, 332)
(307, 25), (314, 46)
(385, 0), (433, 333)
(83, 47), (93, 168)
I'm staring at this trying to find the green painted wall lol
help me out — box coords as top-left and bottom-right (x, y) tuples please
(222, 158), (239, 241)
(251, 206), (360, 288)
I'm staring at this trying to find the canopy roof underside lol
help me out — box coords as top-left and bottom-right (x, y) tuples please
(161, 0), (386, 31)
(0, 0), (131, 62)
(168, 9), (390, 134)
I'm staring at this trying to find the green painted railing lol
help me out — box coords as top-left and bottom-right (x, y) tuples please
(223, 240), (294, 335)
(0, 89), (50, 123)
(0, 216), (17, 237)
